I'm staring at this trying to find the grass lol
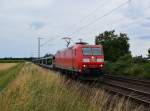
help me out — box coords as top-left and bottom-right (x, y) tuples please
(0, 63), (148, 111)
(0, 63), (17, 71)
(0, 63), (24, 91)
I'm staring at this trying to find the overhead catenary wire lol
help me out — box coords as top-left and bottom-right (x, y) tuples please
(114, 16), (148, 30)
(75, 1), (150, 39)
(68, 0), (108, 31)
(40, 1), (112, 47)
(40, 38), (57, 47)
(74, 15), (145, 37)
(69, 0), (132, 37)
(40, 36), (64, 47)
(38, 0), (132, 49)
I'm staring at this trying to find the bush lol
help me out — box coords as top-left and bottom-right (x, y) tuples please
(141, 62), (150, 79)
(105, 55), (150, 79)
(133, 56), (148, 64)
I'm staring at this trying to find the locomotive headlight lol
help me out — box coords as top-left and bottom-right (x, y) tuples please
(97, 59), (104, 62)
(83, 64), (86, 68)
(83, 58), (90, 62)
(100, 64), (103, 68)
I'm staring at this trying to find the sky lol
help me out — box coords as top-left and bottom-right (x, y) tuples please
(0, 0), (150, 58)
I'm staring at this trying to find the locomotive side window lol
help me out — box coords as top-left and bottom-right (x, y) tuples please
(92, 48), (102, 55)
(82, 48), (92, 55)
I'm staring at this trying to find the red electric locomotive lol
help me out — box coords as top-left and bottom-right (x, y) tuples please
(54, 42), (104, 78)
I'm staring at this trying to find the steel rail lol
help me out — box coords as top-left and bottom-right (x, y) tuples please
(102, 74), (150, 105)
(104, 74), (150, 87)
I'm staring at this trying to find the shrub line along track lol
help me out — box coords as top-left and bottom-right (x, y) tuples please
(102, 74), (150, 105)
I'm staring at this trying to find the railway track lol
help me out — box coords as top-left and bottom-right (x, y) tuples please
(35, 64), (150, 105)
(102, 74), (150, 105)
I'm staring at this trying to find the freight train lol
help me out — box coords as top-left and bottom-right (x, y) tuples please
(33, 42), (104, 79)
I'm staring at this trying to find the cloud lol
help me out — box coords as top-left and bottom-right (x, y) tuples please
(0, 0), (150, 57)
(121, 0), (150, 18)
(30, 21), (46, 30)
(130, 38), (150, 57)
(136, 35), (150, 40)
(141, 21), (150, 28)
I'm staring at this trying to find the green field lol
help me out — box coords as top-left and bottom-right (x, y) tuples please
(0, 63), (147, 111)
(0, 63), (24, 91)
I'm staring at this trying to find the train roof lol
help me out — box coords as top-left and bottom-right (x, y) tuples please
(33, 56), (54, 61)
(75, 42), (88, 45)
(56, 42), (102, 54)
(74, 43), (102, 48)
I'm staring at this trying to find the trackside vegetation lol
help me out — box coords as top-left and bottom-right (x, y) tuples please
(104, 55), (150, 79)
(95, 30), (150, 79)
(0, 63), (147, 111)
(0, 60), (25, 63)
(95, 30), (130, 62)
(0, 57), (33, 63)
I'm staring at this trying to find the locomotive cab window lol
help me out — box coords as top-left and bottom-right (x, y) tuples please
(82, 48), (92, 55)
(92, 48), (102, 55)
(82, 47), (102, 56)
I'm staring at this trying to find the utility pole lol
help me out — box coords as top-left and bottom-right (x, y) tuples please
(38, 37), (43, 58)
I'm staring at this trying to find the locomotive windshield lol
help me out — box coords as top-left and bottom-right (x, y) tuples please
(82, 48), (92, 55)
(92, 48), (102, 55)
(82, 48), (102, 56)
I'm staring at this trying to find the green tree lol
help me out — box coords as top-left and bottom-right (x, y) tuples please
(95, 30), (130, 62)
(148, 49), (150, 58)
